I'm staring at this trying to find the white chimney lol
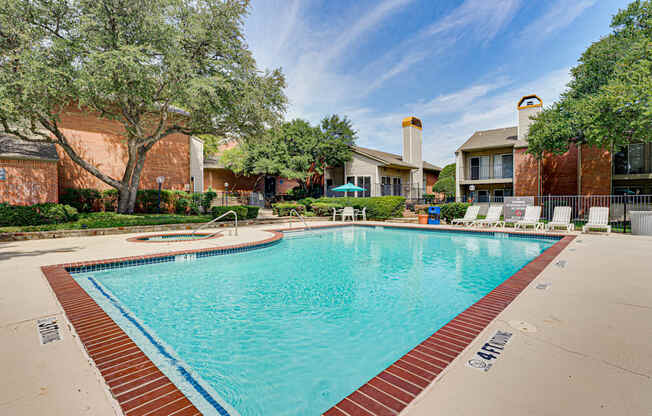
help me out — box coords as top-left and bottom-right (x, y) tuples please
(517, 95), (543, 142)
(402, 116), (423, 195)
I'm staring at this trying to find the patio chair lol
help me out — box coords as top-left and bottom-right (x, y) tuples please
(472, 206), (504, 228)
(451, 205), (480, 226)
(514, 206), (543, 230)
(582, 207), (611, 233)
(334, 206), (355, 222)
(545, 206), (574, 232)
(355, 207), (367, 221)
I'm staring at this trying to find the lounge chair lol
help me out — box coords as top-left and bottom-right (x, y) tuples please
(451, 205), (480, 226)
(582, 207), (611, 233)
(472, 206), (504, 228)
(545, 206), (574, 232)
(514, 206), (543, 230)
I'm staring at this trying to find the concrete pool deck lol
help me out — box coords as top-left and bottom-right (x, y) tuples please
(1, 222), (650, 415)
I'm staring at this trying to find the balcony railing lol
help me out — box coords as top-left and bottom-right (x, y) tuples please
(464, 167), (513, 181)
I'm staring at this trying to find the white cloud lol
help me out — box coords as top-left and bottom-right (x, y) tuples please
(519, 0), (597, 43)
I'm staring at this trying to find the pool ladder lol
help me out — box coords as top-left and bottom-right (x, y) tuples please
(289, 209), (318, 236)
(192, 210), (238, 238)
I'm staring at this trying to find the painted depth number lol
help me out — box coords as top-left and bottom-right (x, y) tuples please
(466, 330), (512, 372)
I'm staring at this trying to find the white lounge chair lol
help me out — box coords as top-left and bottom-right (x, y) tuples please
(582, 207), (611, 233)
(472, 206), (504, 228)
(545, 206), (574, 232)
(451, 205), (480, 226)
(514, 206), (543, 230)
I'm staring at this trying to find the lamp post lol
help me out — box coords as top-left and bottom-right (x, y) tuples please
(156, 176), (165, 213)
(224, 182), (229, 206)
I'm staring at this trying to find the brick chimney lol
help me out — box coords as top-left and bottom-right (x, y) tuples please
(402, 116), (423, 196)
(517, 95), (543, 142)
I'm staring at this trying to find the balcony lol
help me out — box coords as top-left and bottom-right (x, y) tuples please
(460, 166), (513, 184)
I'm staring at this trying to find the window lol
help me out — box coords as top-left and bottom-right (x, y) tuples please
(477, 190), (489, 202)
(614, 144), (648, 174)
(494, 154), (513, 179)
(356, 176), (371, 197)
(392, 177), (402, 196)
(346, 176), (355, 197)
(381, 176), (391, 196)
(470, 156), (489, 179)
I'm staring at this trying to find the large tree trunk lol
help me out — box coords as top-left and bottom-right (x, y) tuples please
(116, 148), (149, 214)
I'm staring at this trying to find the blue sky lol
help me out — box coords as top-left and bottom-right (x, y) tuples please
(244, 0), (630, 167)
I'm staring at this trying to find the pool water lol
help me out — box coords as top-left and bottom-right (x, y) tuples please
(76, 227), (555, 416)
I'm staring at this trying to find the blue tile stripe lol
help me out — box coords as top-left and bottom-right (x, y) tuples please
(87, 277), (231, 416)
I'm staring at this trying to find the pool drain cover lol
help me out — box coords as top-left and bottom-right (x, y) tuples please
(536, 282), (552, 290)
(37, 316), (62, 345)
(554, 260), (567, 268)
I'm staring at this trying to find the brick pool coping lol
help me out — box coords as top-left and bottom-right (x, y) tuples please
(40, 224), (573, 416)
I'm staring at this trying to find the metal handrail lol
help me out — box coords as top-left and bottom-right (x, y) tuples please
(289, 209), (318, 236)
(192, 210), (238, 237)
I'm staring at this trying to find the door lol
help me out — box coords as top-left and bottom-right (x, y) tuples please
(392, 177), (401, 196)
(264, 176), (276, 197)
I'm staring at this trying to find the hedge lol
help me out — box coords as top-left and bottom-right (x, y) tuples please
(0, 203), (79, 226)
(244, 206), (260, 219)
(210, 205), (247, 221)
(272, 203), (304, 216)
(312, 196), (405, 220)
(436, 202), (472, 222)
(60, 188), (101, 213)
(311, 202), (343, 216)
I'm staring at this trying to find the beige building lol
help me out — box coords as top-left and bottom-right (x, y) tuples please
(324, 117), (441, 198)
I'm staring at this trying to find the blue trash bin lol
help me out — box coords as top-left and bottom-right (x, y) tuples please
(428, 206), (440, 225)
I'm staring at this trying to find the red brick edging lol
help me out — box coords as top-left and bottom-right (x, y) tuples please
(321, 232), (575, 416)
(41, 224), (573, 416)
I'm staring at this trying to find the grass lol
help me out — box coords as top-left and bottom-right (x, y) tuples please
(0, 212), (213, 233)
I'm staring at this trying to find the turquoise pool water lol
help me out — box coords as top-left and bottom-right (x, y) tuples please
(75, 227), (555, 416)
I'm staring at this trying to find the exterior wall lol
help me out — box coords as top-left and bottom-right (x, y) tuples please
(0, 158), (58, 205)
(542, 144), (578, 195)
(402, 123), (423, 196)
(517, 105), (542, 142)
(513, 147), (539, 196)
(189, 137), (204, 192)
(455, 152), (463, 201)
(461, 147), (513, 180)
(424, 170), (439, 190)
(581, 144), (611, 195)
(345, 153), (381, 195)
(203, 168), (260, 192)
(275, 177), (300, 195)
(56, 107), (191, 193)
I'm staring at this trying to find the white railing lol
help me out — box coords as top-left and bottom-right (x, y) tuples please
(192, 209), (238, 237)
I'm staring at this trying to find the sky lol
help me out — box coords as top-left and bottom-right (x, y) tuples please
(244, 0), (631, 168)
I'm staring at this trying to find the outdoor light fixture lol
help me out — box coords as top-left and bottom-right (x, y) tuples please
(224, 182), (229, 206)
(156, 176), (165, 213)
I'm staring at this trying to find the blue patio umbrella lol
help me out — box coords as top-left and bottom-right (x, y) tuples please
(331, 183), (365, 192)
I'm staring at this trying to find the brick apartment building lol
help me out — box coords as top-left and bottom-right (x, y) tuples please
(455, 95), (650, 202)
(0, 105), (203, 206)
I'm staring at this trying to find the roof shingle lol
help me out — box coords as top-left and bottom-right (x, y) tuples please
(0, 135), (59, 161)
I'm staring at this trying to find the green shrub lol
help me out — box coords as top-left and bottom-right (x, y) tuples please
(272, 202), (304, 216)
(297, 197), (317, 209)
(244, 205), (260, 219)
(201, 189), (217, 211)
(36, 203), (79, 223)
(189, 201), (201, 216)
(210, 205), (247, 220)
(0, 204), (41, 226)
(60, 188), (101, 212)
(313, 196), (405, 220)
(437, 202), (472, 222)
(311, 202), (343, 216)
(175, 198), (190, 215)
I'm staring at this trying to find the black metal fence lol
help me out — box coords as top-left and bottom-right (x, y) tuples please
(471, 194), (652, 232)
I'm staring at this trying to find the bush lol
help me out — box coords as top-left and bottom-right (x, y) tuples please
(175, 198), (190, 215)
(244, 205), (260, 219)
(297, 197), (317, 209)
(311, 202), (343, 216)
(313, 196), (405, 220)
(60, 188), (101, 213)
(0, 203), (79, 226)
(437, 202), (472, 222)
(36, 203), (79, 223)
(210, 205), (247, 221)
(201, 188), (217, 211)
(189, 201), (202, 216)
(272, 202), (304, 216)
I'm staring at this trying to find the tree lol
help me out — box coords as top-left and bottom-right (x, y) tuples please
(432, 163), (455, 198)
(0, 0), (286, 213)
(221, 115), (356, 193)
(527, 0), (652, 155)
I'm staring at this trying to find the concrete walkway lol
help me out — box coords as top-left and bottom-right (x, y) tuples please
(1, 223), (650, 415)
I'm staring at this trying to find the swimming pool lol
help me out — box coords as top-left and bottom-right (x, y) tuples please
(73, 226), (557, 415)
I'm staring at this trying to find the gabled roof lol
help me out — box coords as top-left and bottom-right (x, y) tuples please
(456, 126), (526, 152)
(352, 146), (441, 171)
(0, 135), (59, 161)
